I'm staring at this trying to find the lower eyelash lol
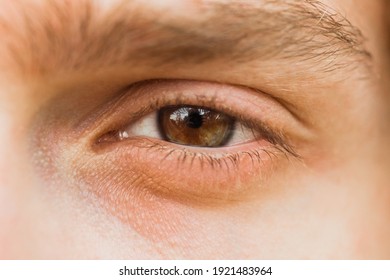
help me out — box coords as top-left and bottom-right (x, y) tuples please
(129, 136), (287, 173)
(87, 134), (298, 207)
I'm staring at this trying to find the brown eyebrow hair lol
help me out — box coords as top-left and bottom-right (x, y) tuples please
(0, 0), (371, 76)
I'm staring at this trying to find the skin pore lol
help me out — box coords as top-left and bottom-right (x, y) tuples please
(0, 0), (389, 259)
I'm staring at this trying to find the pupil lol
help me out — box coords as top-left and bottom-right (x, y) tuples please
(186, 111), (203, 128)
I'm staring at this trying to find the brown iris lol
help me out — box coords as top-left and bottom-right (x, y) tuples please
(158, 105), (234, 147)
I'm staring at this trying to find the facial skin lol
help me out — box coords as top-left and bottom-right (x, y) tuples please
(0, 0), (389, 259)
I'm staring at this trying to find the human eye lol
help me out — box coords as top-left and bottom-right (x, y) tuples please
(32, 78), (312, 241)
(70, 79), (305, 206)
(120, 104), (249, 148)
(118, 96), (282, 149)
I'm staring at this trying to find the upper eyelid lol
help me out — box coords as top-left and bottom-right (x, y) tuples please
(80, 80), (312, 156)
(80, 80), (255, 134)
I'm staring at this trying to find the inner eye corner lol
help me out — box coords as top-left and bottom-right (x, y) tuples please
(92, 129), (119, 148)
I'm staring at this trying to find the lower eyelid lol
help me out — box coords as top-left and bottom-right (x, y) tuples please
(61, 132), (292, 242)
(89, 136), (287, 204)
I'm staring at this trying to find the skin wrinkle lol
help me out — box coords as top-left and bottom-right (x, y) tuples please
(0, 0), (372, 77)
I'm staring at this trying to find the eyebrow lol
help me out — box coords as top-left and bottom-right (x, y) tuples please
(1, 0), (371, 76)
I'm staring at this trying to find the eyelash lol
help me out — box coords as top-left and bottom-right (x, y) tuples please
(136, 139), (284, 171)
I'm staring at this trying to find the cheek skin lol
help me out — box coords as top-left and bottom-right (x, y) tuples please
(64, 138), (286, 244)
(27, 80), (295, 256)
(30, 113), (390, 259)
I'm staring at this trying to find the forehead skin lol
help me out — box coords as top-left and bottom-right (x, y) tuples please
(0, 0), (389, 259)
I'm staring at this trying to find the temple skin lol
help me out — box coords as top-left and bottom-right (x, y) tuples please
(0, 0), (389, 259)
